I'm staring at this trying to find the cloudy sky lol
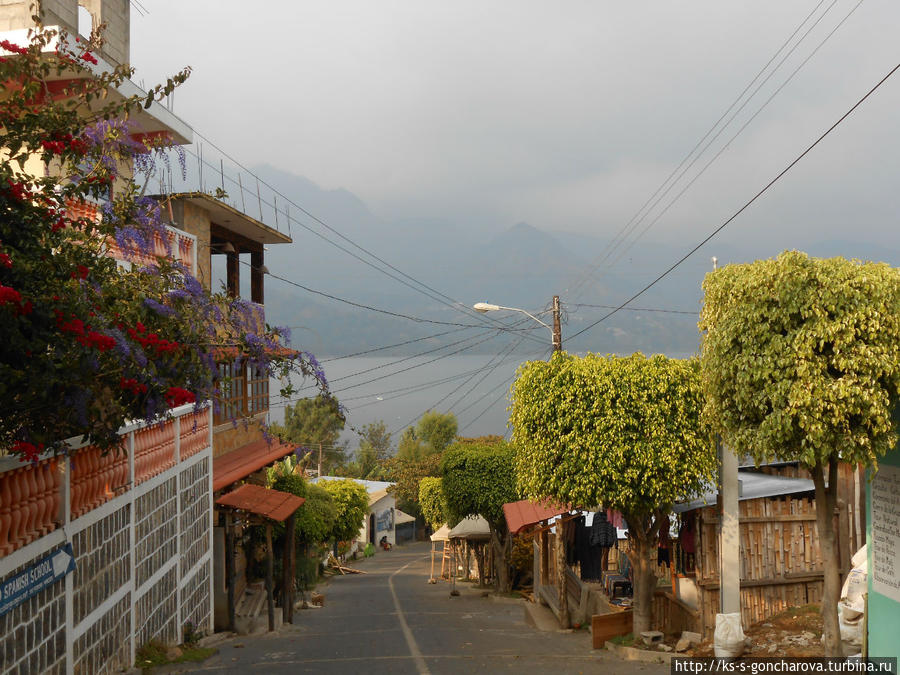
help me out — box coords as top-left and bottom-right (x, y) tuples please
(131, 0), (899, 255)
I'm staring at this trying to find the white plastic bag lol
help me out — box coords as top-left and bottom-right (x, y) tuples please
(714, 612), (745, 658)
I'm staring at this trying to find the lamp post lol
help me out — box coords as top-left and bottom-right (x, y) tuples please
(473, 295), (562, 352)
(473, 295), (567, 626)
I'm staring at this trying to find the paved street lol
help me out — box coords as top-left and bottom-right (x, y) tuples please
(175, 542), (668, 674)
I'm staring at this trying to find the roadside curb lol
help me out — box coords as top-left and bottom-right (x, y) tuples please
(604, 640), (677, 664)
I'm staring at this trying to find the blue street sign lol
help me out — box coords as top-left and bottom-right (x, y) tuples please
(0, 543), (76, 617)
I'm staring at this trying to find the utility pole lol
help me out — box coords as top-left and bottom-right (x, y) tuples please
(713, 256), (740, 617)
(317, 443), (323, 477)
(551, 295), (562, 352)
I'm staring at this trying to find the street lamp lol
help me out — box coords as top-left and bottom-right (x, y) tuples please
(473, 296), (562, 352)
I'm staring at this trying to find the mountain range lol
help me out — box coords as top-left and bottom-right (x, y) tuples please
(247, 165), (899, 358)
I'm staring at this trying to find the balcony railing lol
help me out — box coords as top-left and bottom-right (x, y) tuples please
(0, 405), (211, 557)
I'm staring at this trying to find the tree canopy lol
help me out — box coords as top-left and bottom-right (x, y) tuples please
(700, 251), (900, 470)
(318, 478), (369, 544)
(418, 476), (447, 530)
(511, 353), (714, 516)
(270, 395), (348, 470)
(396, 411), (457, 461)
(441, 440), (518, 529)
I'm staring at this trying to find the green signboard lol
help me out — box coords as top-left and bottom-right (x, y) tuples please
(867, 404), (900, 659)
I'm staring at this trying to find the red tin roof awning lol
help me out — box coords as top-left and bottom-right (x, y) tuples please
(216, 483), (305, 522)
(213, 438), (299, 491)
(503, 499), (570, 535)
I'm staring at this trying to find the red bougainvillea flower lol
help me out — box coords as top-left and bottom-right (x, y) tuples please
(0, 39), (28, 55)
(12, 440), (44, 463)
(0, 285), (22, 306)
(120, 378), (148, 396)
(165, 387), (195, 408)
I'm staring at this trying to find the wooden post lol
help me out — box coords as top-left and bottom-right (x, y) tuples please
(557, 519), (569, 628)
(224, 511), (236, 632)
(540, 525), (549, 602)
(265, 522), (275, 631)
(283, 512), (296, 624)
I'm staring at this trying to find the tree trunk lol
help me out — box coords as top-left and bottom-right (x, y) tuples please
(630, 530), (654, 636)
(491, 526), (513, 594)
(812, 458), (842, 657)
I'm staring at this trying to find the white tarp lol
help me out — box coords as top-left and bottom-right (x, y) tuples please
(430, 524), (451, 542)
(448, 516), (491, 540)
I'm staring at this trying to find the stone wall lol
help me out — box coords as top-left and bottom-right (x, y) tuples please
(0, 558), (66, 674)
(0, 408), (213, 675)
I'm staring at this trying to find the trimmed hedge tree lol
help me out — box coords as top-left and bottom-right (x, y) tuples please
(700, 251), (900, 655)
(441, 440), (519, 592)
(510, 352), (715, 634)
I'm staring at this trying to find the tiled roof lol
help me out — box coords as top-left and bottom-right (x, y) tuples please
(212, 438), (299, 491)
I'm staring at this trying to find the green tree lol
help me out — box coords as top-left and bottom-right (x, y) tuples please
(699, 251), (900, 655)
(418, 477), (447, 530)
(379, 452), (443, 518)
(417, 410), (458, 453)
(441, 441), (520, 592)
(510, 352), (715, 633)
(318, 478), (369, 544)
(270, 395), (348, 472)
(345, 421), (392, 478)
(396, 411), (458, 461)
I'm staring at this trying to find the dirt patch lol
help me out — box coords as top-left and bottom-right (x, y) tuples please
(691, 604), (824, 658)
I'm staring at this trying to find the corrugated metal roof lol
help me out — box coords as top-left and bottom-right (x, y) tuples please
(673, 470), (815, 513)
(503, 499), (569, 535)
(216, 483), (305, 522)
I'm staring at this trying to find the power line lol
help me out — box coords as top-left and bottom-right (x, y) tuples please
(566, 0), (844, 302)
(457, 348), (553, 434)
(567, 303), (698, 316)
(568, 58), (900, 342)
(597, 0), (866, 277)
(318, 326), (476, 362)
(178, 132), (534, 336)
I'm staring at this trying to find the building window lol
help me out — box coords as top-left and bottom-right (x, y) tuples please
(247, 366), (269, 414)
(214, 360), (268, 424)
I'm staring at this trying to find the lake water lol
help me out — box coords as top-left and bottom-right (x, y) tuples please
(269, 354), (536, 449)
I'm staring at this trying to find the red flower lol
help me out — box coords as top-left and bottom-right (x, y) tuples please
(0, 253), (11, 268)
(0, 285), (22, 306)
(165, 387), (195, 408)
(52, 217), (67, 232)
(79, 51), (98, 65)
(12, 441), (44, 463)
(0, 39), (29, 56)
(120, 378), (148, 396)
(70, 265), (90, 280)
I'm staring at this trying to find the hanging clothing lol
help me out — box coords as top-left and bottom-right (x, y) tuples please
(657, 514), (671, 568)
(606, 509), (626, 529)
(576, 516), (603, 582)
(590, 510), (618, 549)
